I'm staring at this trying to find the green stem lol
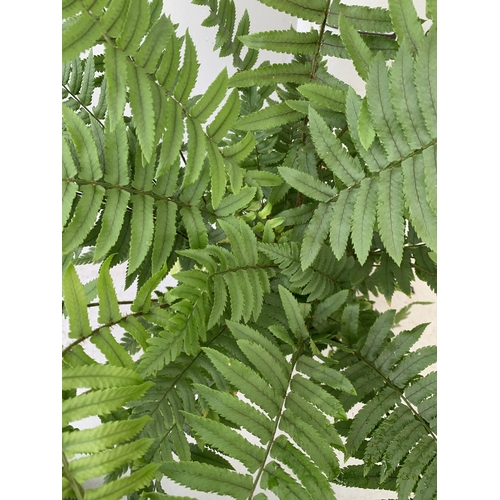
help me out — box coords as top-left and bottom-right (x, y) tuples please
(62, 452), (85, 500)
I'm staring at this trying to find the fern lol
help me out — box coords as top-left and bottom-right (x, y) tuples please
(62, 0), (437, 498)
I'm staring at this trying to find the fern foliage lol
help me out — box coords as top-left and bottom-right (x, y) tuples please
(62, 0), (437, 498)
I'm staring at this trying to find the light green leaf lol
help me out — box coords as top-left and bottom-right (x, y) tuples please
(62, 382), (153, 426)
(278, 285), (308, 340)
(402, 155), (437, 252)
(366, 53), (411, 162)
(312, 290), (349, 326)
(128, 194), (155, 275)
(229, 62), (312, 88)
(97, 256), (122, 324)
(127, 63), (155, 162)
(390, 40), (432, 150)
(235, 102), (304, 131)
(345, 87), (389, 173)
(194, 384), (273, 445)
(330, 4), (393, 33)
(377, 167), (405, 264)
(308, 106), (364, 186)
(255, 0), (327, 24)
(63, 11), (102, 63)
(94, 188), (130, 262)
(182, 116), (206, 187)
(63, 263), (92, 339)
(120, 316), (151, 351)
(215, 187), (256, 217)
(296, 356), (355, 395)
(62, 184), (105, 255)
(78, 49), (95, 106)
(351, 176), (378, 265)
(338, 14), (373, 81)
(239, 29), (318, 54)
(62, 365), (142, 390)
(329, 188), (357, 260)
(90, 327), (135, 368)
(206, 89), (241, 143)
(191, 68), (229, 123)
(206, 142), (226, 210)
(104, 44), (128, 132)
(62, 104), (102, 181)
(100, 0), (129, 38)
(278, 167), (336, 203)
(62, 415), (151, 457)
(68, 439), (154, 483)
(222, 132), (256, 163)
(104, 116), (129, 184)
(131, 263), (167, 313)
(388, 0), (424, 55)
(84, 463), (158, 500)
(422, 144), (437, 213)
(174, 31), (199, 105)
(203, 347), (280, 418)
(358, 98), (375, 150)
(135, 15), (174, 73)
(151, 200), (177, 275)
(297, 83), (345, 112)
(116, 0), (150, 56)
(157, 98), (184, 177)
(301, 203), (334, 270)
(183, 412), (265, 473)
(161, 462), (252, 500)
(180, 206), (208, 249)
(414, 26), (437, 139)
(156, 30), (182, 91)
(346, 387), (400, 457)
(207, 274), (227, 329)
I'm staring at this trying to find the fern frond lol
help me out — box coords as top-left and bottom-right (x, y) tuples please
(239, 29), (319, 55)
(116, 0), (151, 56)
(235, 102), (304, 131)
(229, 62), (312, 88)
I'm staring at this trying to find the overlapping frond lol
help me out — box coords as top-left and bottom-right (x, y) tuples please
(330, 309), (437, 499)
(161, 305), (354, 499)
(62, 1), (437, 499)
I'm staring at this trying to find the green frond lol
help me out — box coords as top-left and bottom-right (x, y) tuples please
(377, 168), (405, 264)
(402, 155), (437, 252)
(83, 464), (158, 500)
(351, 176), (378, 265)
(104, 44), (128, 132)
(229, 62), (312, 88)
(135, 15), (175, 74)
(63, 104), (102, 181)
(330, 4), (393, 33)
(100, 0), (129, 38)
(254, 0), (327, 24)
(62, 11), (103, 63)
(206, 88), (240, 143)
(161, 462), (252, 500)
(96, 256), (122, 324)
(366, 53), (411, 162)
(173, 31), (199, 105)
(182, 117), (206, 187)
(338, 14), (373, 82)
(78, 49), (95, 107)
(128, 194), (155, 274)
(301, 202), (335, 270)
(157, 98), (184, 177)
(191, 68), (229, 123)
(127, 63), (155, 162)
(156, 29), (182, 91)
(180, 206), (208, 250)
(388, 0), (424, 55)
(151, 200), (177, 274)
(62, 184), (105, 255)
(414, 26), (437, 138)
(90, 326), (136, 368)
(63, 263), (92, 339)
(278, 167), (336, 203)
(329, 188), (356, 260)
(297, 83), (345, 113)
(239, 29), (319, 55)
(308, 106), (364, 186)
(235, 102), (304, 131)
(116, 0), (151, 56)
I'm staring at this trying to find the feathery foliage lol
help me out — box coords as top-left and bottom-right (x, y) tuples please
(62, 0), (436, 498)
